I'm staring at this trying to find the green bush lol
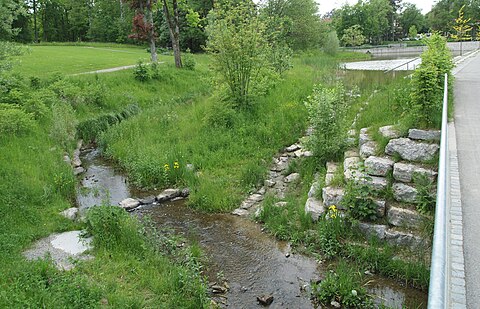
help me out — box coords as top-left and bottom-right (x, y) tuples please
(410, 34), (453, 128)
(312, 262), (373, 308)
(85, 206), (146, 253)
(305, 83), (348, 162)
(50, 102), (78, 149)
(342, 173), (379, 222)
(133, 60), (150, 82)
(182, 50), (196, 70)
(323, 31), (340, 56)
(0, 107), (34, 136)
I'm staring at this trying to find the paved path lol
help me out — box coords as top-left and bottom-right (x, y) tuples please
(72, 61), (164, 76)
(453, 51), (480, 308)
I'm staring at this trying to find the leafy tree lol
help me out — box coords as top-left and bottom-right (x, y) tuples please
(161, 0), (182, 67)
(408, 25), (417, 39)
(323, 30), (339, 55)
(451, 4), (473, 55)
(399, 3), (424, 38)
(0, 41), (24, 73)
(206, 1), (274, 106)
(127, 0), (158, 62)
(0, 0), (27, 40)
(341, 24), (364, 46)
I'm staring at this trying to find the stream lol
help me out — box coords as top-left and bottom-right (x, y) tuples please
(77, 146), (427, 308)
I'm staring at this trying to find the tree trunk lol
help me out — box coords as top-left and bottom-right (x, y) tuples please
(162, 0), (182, 68)
(146, 0), (157, 62)
(33, 0), (38, 43)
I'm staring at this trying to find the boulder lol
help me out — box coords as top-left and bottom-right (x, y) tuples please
(73, 166), (85, 176)
(308, 182), (318, 198)
(385, 138), (439, 162)
(156, 188), (181, 202)
(392, 183), (417, 203)
(232, 208), (249, 216)
(305, 197), (325, 221)
(285, 173), (300, 183)
(384, 229), (426, 248)
(325, 173), (335, 186)
(358, 222), (387, 239)
(240, 193), (264, 209)
(181, 188), (190, 197)
(139, 196), (156, 205)
(374, 200), (386, 217)
(285, 144), (301, 152)
(326, 162), (339, 174)
(359, 128), (371, 147)
(264, 179), (276, 187)
(119, 198), (140, 210)
(344, 149), (359, 158)
(360, 141), (378, 159)
(393, 162), (437, 183)
(364, 156), (394, 176)
(60, 207), (79, 220)
(322, 187), (344, 208)
(344, 157), (361, 180)
(360, 176), (388, 191)
(408, 129), (441, 141)
(387, 206), (423, 229)
(379, 125), (401, 139)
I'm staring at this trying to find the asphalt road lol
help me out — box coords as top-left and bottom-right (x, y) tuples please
(454, 51), (480, 308)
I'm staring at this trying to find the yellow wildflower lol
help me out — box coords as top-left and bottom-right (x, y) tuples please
(173, 161), (180, 169)
(329, 205), (338, 219)
(164, 163), (170, 171)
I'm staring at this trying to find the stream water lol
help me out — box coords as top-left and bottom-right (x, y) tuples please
(77, 149), (428, 308)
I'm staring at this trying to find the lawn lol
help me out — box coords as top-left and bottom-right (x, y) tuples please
(15, 44), (162, 77)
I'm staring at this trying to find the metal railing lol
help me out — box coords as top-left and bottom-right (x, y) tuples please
(383, 57), (420, 73)
(427, 73), (449, 308)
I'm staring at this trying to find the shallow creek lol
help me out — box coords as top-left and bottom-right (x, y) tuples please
(77, 149), (427, 308)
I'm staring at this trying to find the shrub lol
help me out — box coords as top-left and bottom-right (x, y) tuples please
(49, 79), (85, 106)
(410, 34), (453, 128)
(50, 102), (78, 149)
(312, 262), (373, 308)
(182, 49), (196, 70)
(0, 107), (34, 136)
(342, 172), (378, 222)
(414, 174), (436, 215)
(204, 100), (237, 128)
(323, 31), (340, 56)
(304, 83), (348, 162)
(85, 206), (146, 252)
(133, 60), (150, 82)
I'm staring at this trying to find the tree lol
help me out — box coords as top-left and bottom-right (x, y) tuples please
(127, 0), (158, 62)
(161, 0), (182, 67)
(341, 24), (365, 46)
(323, 30), (339, 55)
(206, 1), (273, 106)
(0, 0), (27, 40)
(408, 25), (417, 39)
(399, 3), (425, 38)
(451, 5), (473, 55)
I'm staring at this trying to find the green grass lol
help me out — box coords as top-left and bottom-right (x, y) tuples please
(15, 45), (162, 77)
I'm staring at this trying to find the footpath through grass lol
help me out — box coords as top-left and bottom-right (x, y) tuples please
(15, 44), (157, 77)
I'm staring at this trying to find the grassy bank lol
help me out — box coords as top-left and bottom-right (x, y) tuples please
(1, 44), (370, 306)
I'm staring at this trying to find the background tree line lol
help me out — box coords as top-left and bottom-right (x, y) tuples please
(0, 0), (334, 52)
(331, 0), (479, 46)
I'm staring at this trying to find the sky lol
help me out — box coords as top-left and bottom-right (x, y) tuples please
(317, 0), (436, 16)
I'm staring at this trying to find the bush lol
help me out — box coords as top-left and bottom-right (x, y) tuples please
(0, 107), (34, 136)
(85, 206), (146, 253)
(182, 50), (196, 70)
(50, 102), (78, 149)
(312, 262), (373, 308)
(410, 34), (453, 128)
(304, 83), (348, 162)
(323, 31), (340, 56)
(133, 60), (150, 82)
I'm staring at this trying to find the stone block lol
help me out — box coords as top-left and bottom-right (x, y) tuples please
(387, 206), (423, 229)
(305, 197), (325, 221)
(360, 141), (378, 159)
(408, 129), (441, 141)
(379, 125), (401, 139)
(364, 156), (394, 176)
(393, 162), (437, 183)
(322, 187), (344, 208)
(392, 183), (417, 203)
(358, 222), (387, 239)
(385, 138), (439, 162)
(157, 188), (181, 202)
